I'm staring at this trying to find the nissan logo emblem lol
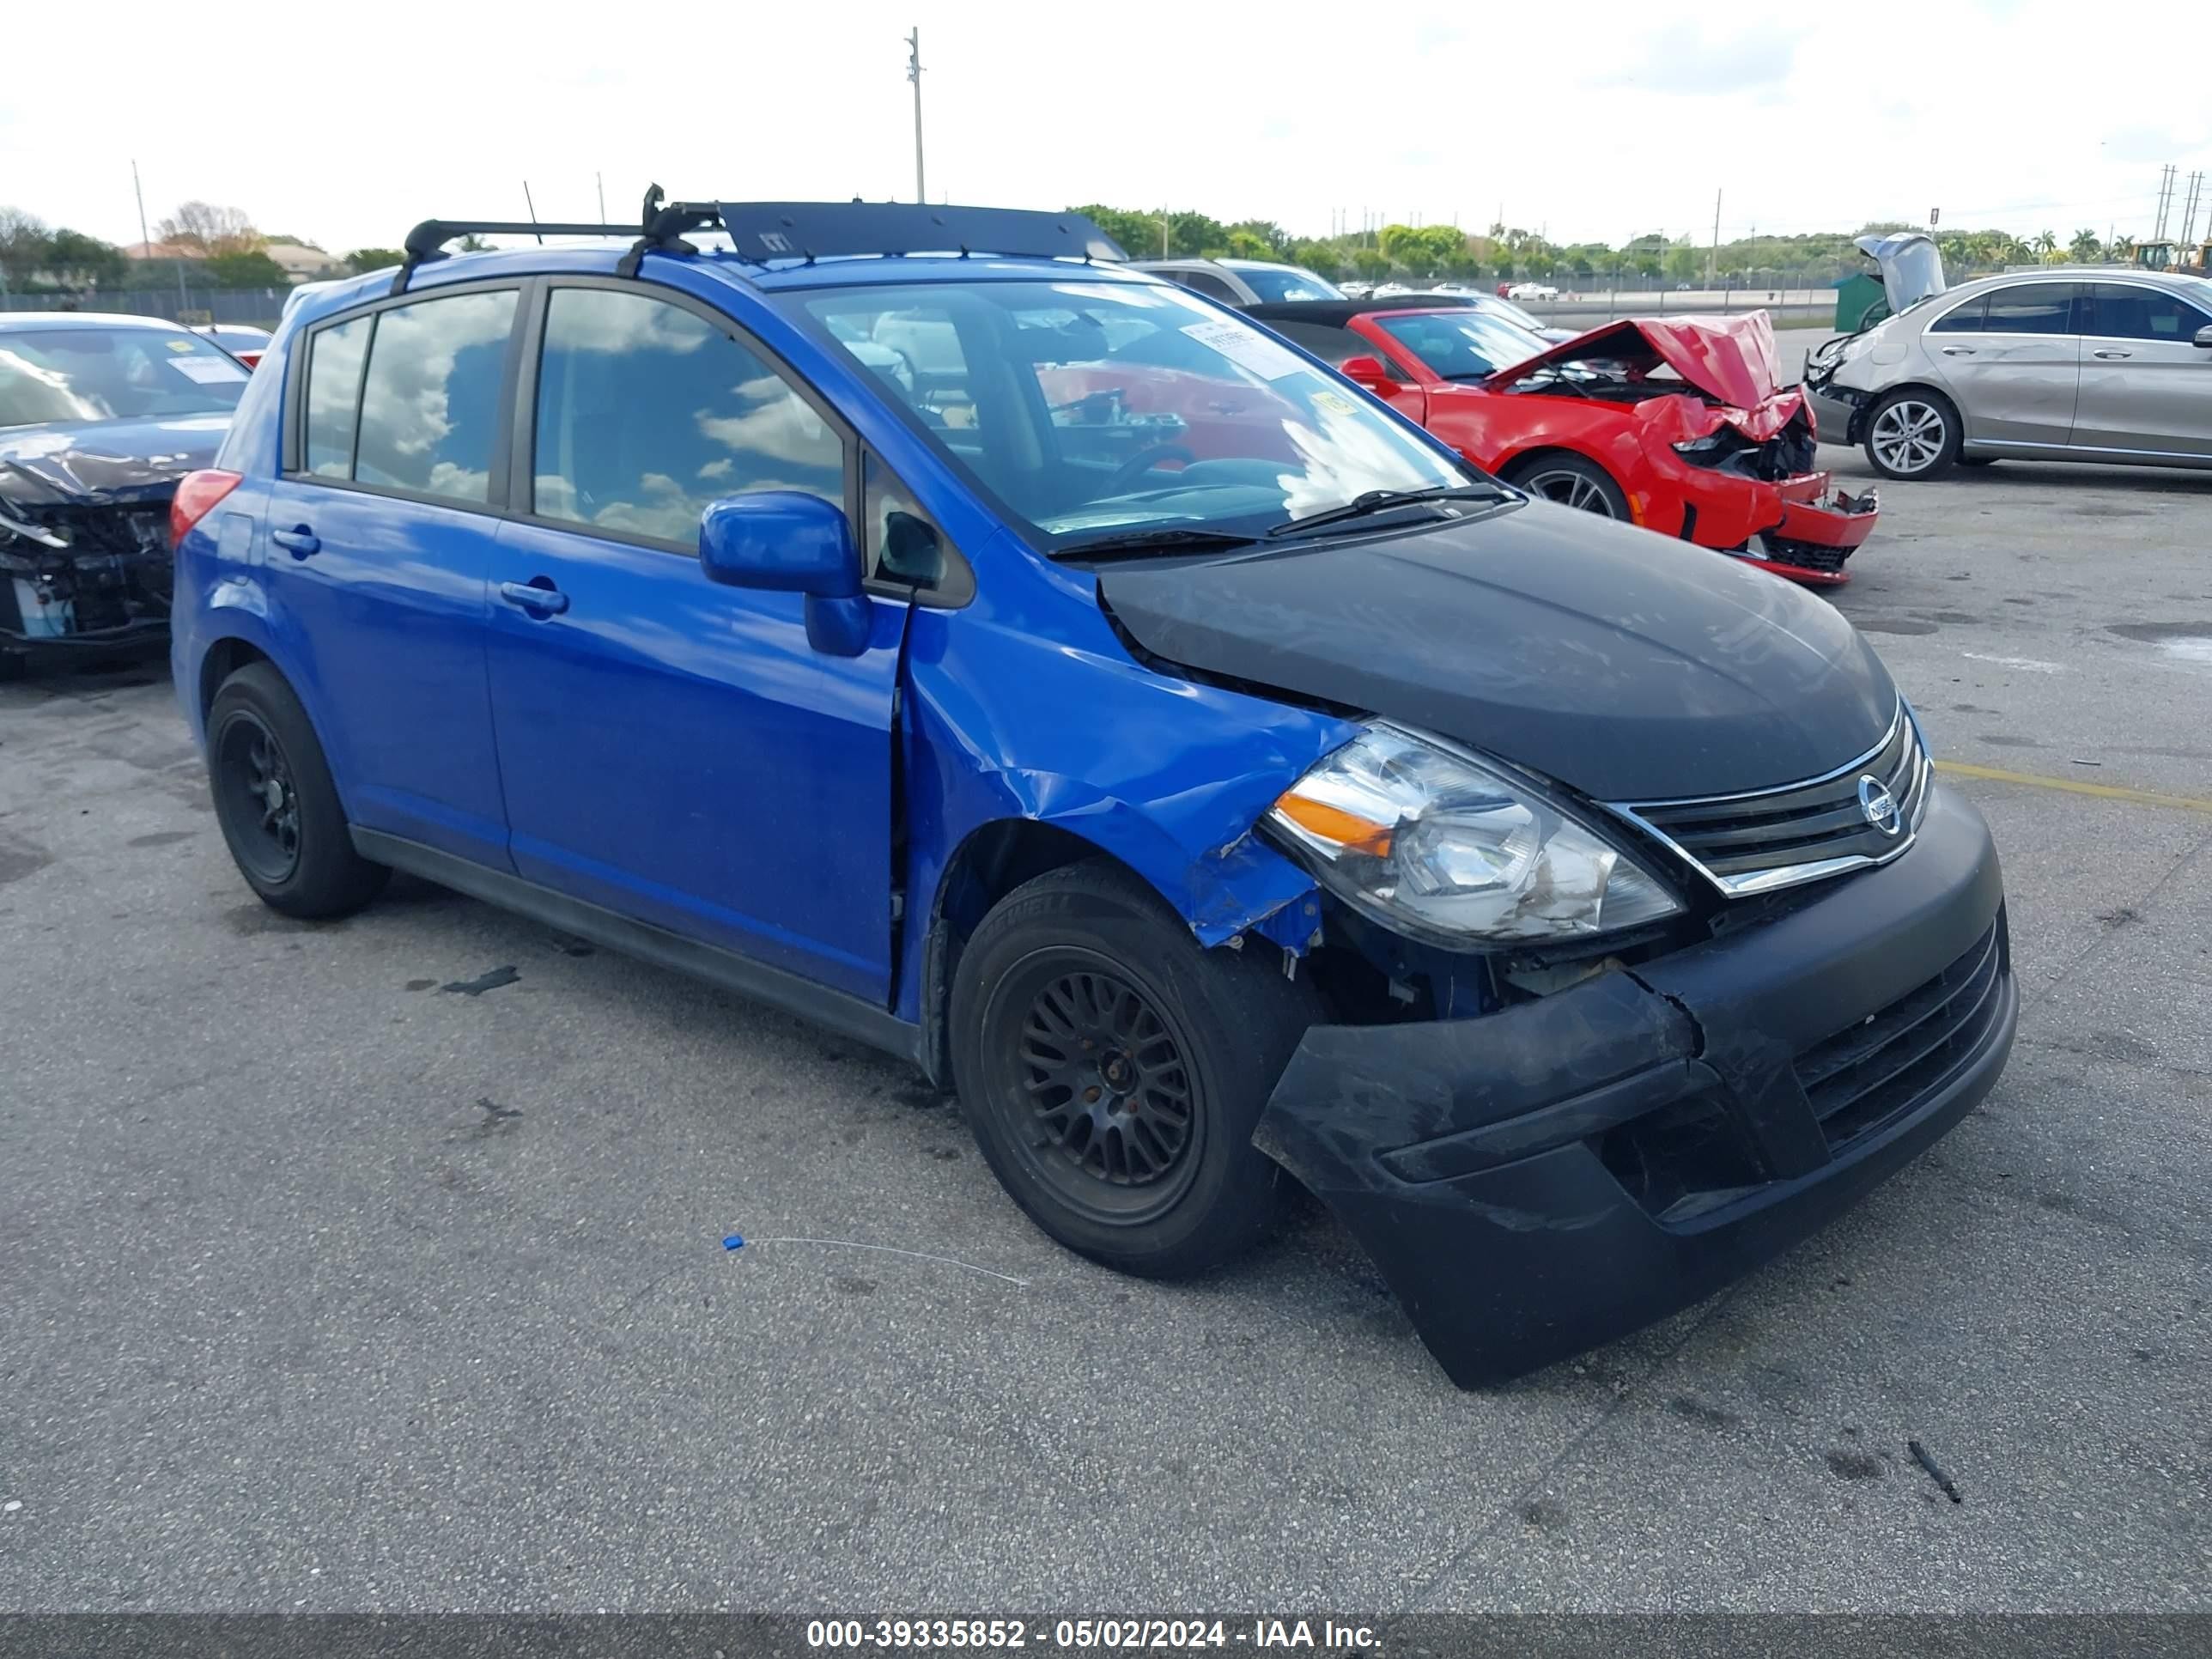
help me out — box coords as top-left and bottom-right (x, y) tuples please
(1858, 775), (1903, 836)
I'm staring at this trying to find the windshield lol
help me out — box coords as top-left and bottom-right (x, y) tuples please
(0, 326), (251, 428)
(797, 278), (1465, 542)
(1234, 265), (1343, 303)
(1372, 311), (1548, 380)
(1480, 296), (1549, 333)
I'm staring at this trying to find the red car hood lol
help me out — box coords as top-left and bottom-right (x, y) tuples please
(1488, 312), (1786, 416)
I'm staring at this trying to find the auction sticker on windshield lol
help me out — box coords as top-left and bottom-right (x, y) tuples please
(1180, 319), (1305, 381)
(171, 356), (249, 384)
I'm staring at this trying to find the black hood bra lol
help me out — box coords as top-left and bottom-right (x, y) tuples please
(1099, 501), (1898, 803)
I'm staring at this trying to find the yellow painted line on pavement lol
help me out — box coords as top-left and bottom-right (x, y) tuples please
(1937, 760), (2212, 816)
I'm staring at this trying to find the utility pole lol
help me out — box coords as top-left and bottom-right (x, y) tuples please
(596, 172), (607, 222)
(132, 160), (187, 318)
(2182, 171), (2206, 244)
(1707, 188), (1722, 288)
(2153, 164), (2176, 240)
(906, 27), (926, 205)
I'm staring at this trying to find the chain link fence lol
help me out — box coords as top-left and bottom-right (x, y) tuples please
(0, 287), (293, 328)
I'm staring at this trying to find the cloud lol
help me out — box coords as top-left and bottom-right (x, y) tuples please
(1599, 24), (1807, 98)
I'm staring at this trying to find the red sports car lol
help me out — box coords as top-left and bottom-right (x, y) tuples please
(1247, 300), (1878, 586)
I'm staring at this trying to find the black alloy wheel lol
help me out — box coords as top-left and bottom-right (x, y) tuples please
(215, 710), (302, 884)
(996, 956), (1201, 1222)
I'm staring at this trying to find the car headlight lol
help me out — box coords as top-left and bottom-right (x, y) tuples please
(1265, 725), (1684, 946)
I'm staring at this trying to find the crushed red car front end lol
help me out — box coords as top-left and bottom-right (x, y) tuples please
(1488, 314), (1883, 586)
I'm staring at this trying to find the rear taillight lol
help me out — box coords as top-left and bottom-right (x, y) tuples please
(236, 351), (264, 369)
(170, 470), (244, 548)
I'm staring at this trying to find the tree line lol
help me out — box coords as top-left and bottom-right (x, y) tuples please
(1074, 205), (2148, 284)
(0, 201), (414, 294)
(2, 196), (2152, 295)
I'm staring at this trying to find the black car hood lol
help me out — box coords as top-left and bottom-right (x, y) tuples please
(1099, 501), (1898, 802)
(0, 415), (228, 508)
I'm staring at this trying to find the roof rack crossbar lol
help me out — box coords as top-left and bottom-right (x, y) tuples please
(389, 189), (724, 295)
(384, 198), (1123, 297)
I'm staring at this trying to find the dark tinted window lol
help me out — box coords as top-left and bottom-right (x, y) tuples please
(1929, 297), (1984, 333)
(304, 314), (371, 477)
(1170, 270), (1241, 302)
(1264, 320), (1380, 366)
(352, 289), (517, 503)
(532, 287), (842, 545)
(1982, 285), (2075, 336)
(2082, 283), (2210, 342)
(1234, 266), (1343, 303)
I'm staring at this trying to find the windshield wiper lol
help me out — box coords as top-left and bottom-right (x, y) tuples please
(1049, 526), (1259, 561)
(1266, 483), (1506, 538)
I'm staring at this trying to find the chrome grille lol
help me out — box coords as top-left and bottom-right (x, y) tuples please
(1610, 704), (1929, 897)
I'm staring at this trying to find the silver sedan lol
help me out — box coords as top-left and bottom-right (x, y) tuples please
(1804, 269), (2212, 480)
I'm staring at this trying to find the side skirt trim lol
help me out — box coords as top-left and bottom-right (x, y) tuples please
(351, 827), (924, 1068)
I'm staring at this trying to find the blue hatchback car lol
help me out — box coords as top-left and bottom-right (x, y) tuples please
(172, 201), (2016, 1386)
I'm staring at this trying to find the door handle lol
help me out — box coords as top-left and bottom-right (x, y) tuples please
(1940, 346), (1975, 356)
(499, 579), (569, 616)
(2092, 349), (2133, 360)
(270, 526), (319, 558)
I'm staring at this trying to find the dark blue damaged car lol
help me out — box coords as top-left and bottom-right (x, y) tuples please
(1, 313), (248, 676)
(167, 200), (2015, 1385)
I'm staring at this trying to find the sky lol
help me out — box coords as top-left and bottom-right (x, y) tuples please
(4, 0), (2208, 258)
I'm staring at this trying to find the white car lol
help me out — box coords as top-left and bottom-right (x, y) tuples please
(1505, 281), (1559, 301)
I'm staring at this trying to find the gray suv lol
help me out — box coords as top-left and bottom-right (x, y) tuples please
(1805, 269), (2212, 480)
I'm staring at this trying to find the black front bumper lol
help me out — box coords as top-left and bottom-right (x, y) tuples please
(1253, 783), (2016, 1388)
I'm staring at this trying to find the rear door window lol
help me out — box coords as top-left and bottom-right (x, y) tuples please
(2081, 283), (2210, 342)
(1928, 297), (1985, 333)
(348, 289), (519, 503)
(530, 286), (844, 547)
(1981, 285), (2075, 336)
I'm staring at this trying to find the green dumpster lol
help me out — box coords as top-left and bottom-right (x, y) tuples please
(1834, 272), (1885, 332)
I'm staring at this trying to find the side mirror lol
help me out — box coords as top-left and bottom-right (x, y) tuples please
(698, 489), (872, 656)
(1340, 354), (1394, 387)
(2195, 325), (2212, 349)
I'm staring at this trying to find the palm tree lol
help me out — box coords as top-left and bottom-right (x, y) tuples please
(2069, 228), (2103, 264)
(2033, 230), (2058, 262)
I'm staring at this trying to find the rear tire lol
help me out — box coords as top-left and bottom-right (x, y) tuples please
(207, 662), (388, 919)
(1863, 389), (1960, 480)
(1503, 453), (1630, 519)
(951, 860), (1318, 1279)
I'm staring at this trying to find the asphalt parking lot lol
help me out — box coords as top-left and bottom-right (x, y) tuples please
(4, 413), (2209, 1613)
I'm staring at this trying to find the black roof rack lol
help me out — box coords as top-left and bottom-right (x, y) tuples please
(387, 194), (1126, 297)
(391, 185), (720, 294)
(714, 202), (1123, 264)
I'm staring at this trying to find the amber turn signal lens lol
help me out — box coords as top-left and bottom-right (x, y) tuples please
(1273, 792), (1393, 856)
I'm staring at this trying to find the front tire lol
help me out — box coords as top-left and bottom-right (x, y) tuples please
(208, 662), (388, 918)
(951, 860), (1317, 1278)
(1503, 453), (1630, 519)
(1864, 389), (1960, 480)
